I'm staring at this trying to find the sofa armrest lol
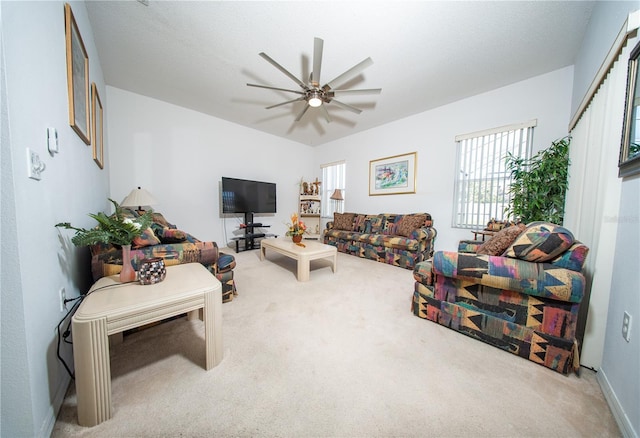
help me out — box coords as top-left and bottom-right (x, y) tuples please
(432, 251), (585, 303)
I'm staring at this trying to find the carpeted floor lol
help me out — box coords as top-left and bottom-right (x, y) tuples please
(52, 249), (621, 437)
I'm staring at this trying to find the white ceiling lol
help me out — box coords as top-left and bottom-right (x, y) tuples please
(86, 1), (595, 146)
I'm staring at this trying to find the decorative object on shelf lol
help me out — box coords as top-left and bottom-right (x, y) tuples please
(330, 188), (344, 214)
(619, 39), (640, 177)
(285, 212), (307, 241)
(138, 257), (166, 285)
(64, 3), (90, 145)
(369, 152), (417, 196)
(55, 199), (153, 283)
(121, 186), (158, 214)
(91, 82), (104, 169)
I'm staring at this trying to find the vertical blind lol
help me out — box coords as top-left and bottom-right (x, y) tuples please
(452, 120), (536, 228)
(321, 160), (346, 218)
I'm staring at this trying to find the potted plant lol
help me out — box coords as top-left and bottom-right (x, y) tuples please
(285, 213), (307, 244)
(504, 136), (570, 225)
(56, 199), (153, 282)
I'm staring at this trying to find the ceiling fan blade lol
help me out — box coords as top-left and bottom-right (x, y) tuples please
(265, 97), (305, 109)
(329, 99), (363, 114)
(323, 57), (374, 90)
(259, 52), (307, 90)
(311, 37), (323, 87)
(331, 88), (382, 96)
(294, 104), (310, 122)
(320, 104), (332, 123)
(246, 83), (305, 95)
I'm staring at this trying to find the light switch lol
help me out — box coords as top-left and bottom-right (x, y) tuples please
(47, 127), (59, 155)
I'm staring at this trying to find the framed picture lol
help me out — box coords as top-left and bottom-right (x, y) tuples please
(369, 152), (417, 196)
(65, 3), (90, 145)
(91, 83), (104, 169)
(619, 39), (640, 178)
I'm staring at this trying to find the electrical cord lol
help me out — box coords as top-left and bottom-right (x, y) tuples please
(55, 281), (139, 380)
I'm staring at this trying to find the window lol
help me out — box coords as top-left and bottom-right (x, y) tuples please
(452, 120), (536, 228)
(321, 160), (346, 217)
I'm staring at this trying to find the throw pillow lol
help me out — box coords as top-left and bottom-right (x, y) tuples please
(132, 227), (161, 248)
(369, 215), (386, 233)
(396, 214), (427, 237)
(504, 221), (575, 262)
(352, 214), (367, 232)
(476, 223), (526, 256)
(334, 212), (356, 231)
(156, 227), (188, 244)
(152, 212), (176, 229)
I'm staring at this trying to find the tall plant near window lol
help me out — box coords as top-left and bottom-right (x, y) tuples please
(504, 136), (570, 224)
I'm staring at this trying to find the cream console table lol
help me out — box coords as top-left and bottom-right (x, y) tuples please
(72, 263), (222, 427)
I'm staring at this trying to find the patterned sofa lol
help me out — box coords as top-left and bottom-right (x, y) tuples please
(411, 222), (589, 374)
(323, 212), (437, 269)
(90, 210), (237, 302)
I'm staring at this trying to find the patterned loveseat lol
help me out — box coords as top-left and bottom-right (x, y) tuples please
(411, 222), (589, 374)
(90, 209), (237, 302)
(323, 212), (437, 269)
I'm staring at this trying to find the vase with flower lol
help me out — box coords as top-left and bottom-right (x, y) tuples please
(285, 213), (307, 244)
(56, 198), (153, 283)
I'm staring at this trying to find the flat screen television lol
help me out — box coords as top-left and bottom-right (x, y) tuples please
(221, 177), (277, 214)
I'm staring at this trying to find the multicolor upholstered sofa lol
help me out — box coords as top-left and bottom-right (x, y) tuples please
(323, 212), (437, 269)
(90, 209), (237, 302)
(411, 222), (589, 374)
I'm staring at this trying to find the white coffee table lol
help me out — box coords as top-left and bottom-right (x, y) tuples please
(260, 237), (337, 281)
(71, 263), (222, 427)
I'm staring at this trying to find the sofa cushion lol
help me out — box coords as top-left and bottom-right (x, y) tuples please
(369, 215), (386, 233)
(155, 227), (188, 244)
(397, 214), (427, 237)
(504, 222), (575, 262)
(133, 227), (161, 248)
(476, 223), (525, 256)
(152, 212), (176, 229)
(334, 212), (356, 230)
(352, 214), (367, 232)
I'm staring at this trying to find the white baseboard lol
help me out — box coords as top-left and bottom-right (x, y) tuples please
(597, 369), (638, 438)
(39, 375), (71, 438)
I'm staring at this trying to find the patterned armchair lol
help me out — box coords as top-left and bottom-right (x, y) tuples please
(90, 210), (237, 302)
(411, 222), (589, 374)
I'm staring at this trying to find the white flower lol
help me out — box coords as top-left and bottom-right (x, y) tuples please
(123, 217), (142, 230)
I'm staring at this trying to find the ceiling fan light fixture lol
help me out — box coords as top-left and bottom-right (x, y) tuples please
(308, 92), (323, 107)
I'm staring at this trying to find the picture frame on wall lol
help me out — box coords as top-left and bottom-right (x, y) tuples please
(65, 3), (90, 145)
(369, 152), (417, 196)
(91, 83), (104, 169)
(619, 39), (640, 178)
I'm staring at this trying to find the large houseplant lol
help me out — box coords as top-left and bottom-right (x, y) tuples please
(504, 136), (570, 224)
(56, 199), (153, 282)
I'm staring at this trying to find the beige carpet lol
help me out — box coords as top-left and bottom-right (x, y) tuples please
(52, 249), (621, 437)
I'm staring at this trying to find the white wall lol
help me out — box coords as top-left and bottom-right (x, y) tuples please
(1, 2), (109, 436)
(313, 67), (574, 251)
(106, 87), (316, 246)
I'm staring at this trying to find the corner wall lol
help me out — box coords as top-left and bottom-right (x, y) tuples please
(313, 66), (574, 252)
(106, 87), (316, 246)
(1, 2), (109, 436)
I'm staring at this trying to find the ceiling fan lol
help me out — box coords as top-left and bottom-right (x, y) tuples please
(247, 37), (381, 123)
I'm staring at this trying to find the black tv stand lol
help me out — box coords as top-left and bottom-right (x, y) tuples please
(231, 213), (277, 253)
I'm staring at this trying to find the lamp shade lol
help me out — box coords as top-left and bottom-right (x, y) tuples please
(121, 187), (158, 208)
(330, 189), (344, 201)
